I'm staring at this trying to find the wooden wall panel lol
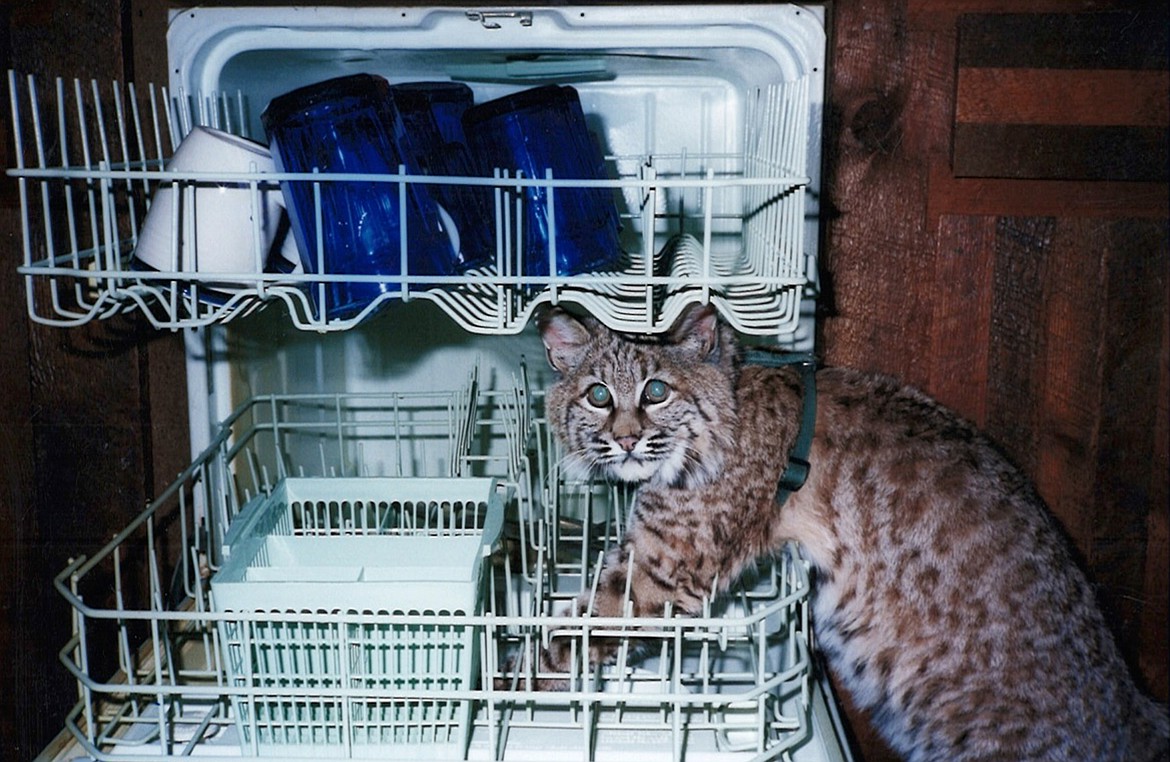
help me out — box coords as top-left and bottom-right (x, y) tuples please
(0, 172), (38, 762)
(955, 9), (1169, 69)
(820, 2), (957, 393)
(953, 124), (1168, 181)
(824, 1), (1169, 758)
(983, 217), (1054, 478)
(1144, 306), (1169, 695)
(0, 1), (190, 757)
(925, 215), (995, 424)
(955, 69), (1169, 127)
(1092, 218), (1168, 679)
(952, 10), (1169, 181)
(1032, 218), (1103, 548)
(2, 2), (132, 751)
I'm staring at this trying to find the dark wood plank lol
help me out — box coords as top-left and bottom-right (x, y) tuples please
(980, 216), (1168, 699)
(956, 68), (1169, 127)
(1090, 218), (1168, 685)
(1, 0), (147, 757)
(1031, 219), (1104, 552)
(819, 0), (958, 395)
(23, 323), (154, 715)
(928, 163), (1170, 219)
(1142, 304), (1169, 700)
(0, 203), (38, 762)
(912, 0), (1155, 14)
(953, 124), (1169, 181)
(983, 216), (1055, 481)
(927, 215), (996, 425)
(957, 10), (1169, 70)
(143, 334), (190, 496)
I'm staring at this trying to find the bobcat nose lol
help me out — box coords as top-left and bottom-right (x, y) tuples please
(615, 435), (639, 453)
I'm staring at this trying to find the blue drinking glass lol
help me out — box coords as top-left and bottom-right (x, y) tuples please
(391, 81), (474, 146)
(261, 74), (455, 320)
(390, 82), (493, 271)
(463, 85), (621, 278)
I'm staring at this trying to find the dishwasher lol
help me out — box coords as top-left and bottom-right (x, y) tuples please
(8, 5), (852, 760)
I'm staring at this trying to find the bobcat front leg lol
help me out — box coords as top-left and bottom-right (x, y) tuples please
(534, 520), (719, 687)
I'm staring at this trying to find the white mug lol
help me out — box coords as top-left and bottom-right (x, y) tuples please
(133, 126), (299, 280)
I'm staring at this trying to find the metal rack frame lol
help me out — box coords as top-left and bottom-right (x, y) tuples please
(47, 374), (820, 761)
(7, 71), (812, 335)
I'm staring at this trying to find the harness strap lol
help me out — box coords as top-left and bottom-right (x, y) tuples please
(741, 350), (818, 506)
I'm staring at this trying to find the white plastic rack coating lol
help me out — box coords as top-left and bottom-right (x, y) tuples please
(7, 70), (812, 335)
(45, 371), (832, 761)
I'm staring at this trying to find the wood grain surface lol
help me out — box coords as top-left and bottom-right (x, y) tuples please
(822, 3), (1168, 759)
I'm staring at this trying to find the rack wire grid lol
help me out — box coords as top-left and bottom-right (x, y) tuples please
(211, 476), (509, 759)
(48, 366), (816, 761)
(6, 70), (812, 335)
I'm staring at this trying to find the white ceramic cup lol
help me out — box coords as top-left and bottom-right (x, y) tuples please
(134, 126), (299, 278)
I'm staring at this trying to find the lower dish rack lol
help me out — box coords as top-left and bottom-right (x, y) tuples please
(46, 370), (835, 761)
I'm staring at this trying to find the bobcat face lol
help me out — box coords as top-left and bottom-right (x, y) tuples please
(565, 362), (696, 485)
(539, 306), (737, 489)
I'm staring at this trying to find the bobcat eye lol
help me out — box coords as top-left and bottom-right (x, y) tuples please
(586, 383), (612, 408)
(643, 379), (671, 404)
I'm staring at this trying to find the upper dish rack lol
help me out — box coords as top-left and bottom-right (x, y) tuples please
(6, 70), (813, 335)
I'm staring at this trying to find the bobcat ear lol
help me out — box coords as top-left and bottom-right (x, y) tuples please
(538, 307), (594, 373)
(668, 303), (732, 363)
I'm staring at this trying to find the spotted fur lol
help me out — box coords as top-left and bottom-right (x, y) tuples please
(537, 305), (1169, 762)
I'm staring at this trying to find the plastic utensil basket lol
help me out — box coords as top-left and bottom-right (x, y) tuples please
(211, 476), (506, 758)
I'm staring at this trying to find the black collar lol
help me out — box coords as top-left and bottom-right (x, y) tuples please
(741, 350), (818, 506)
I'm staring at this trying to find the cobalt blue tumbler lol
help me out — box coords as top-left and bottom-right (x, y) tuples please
(262, 74), (456, 319)
(463, 85), (621, 279)
(390, 82), (493, 271)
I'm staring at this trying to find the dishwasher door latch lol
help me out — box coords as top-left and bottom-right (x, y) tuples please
(466, 10), (534, 29)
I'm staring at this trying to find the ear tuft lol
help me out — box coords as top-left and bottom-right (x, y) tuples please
(667, 303), (727, 360)
(537, 308), (594, 373)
